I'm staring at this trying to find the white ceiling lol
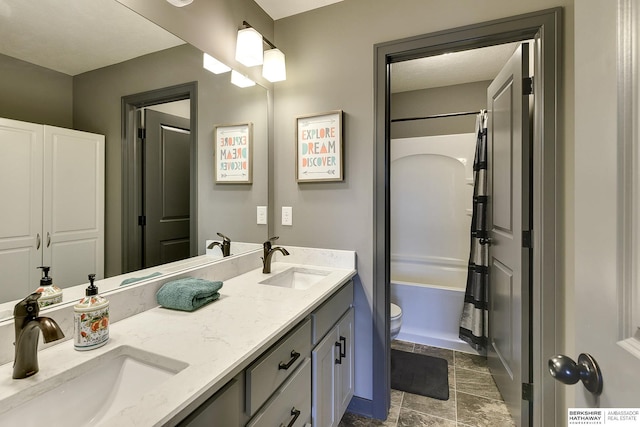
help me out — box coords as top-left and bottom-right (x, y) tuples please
(391, 42), (520, 92)
(0, 0), (185, 76)
(254, 0), (343, 20)
(0, 0), (518, 91)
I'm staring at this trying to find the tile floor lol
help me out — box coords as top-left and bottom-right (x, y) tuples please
(339, 340), (516, 427)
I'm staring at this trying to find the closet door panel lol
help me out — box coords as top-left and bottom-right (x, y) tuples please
(43, 126), (104, 287)
(0, 118), (43, 301)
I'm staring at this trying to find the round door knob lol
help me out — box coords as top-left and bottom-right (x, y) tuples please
(548, 353), (603, 395)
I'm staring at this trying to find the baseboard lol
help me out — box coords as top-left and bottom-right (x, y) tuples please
(346, 396), (374, 418)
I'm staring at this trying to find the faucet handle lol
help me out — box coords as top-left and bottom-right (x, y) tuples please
(217, 232), (231, 243)
(13, 292), (41, 319)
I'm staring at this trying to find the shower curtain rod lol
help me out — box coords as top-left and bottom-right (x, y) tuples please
(391, 110), (481, 123)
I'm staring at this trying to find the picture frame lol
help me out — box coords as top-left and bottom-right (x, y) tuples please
(214, 122), (253, 184)
(296, 110), (343, 182)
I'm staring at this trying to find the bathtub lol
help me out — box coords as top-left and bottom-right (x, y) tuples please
(390, 257), (480, 354)
(390, 133), (479, 355)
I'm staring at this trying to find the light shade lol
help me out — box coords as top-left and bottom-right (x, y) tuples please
(165, 0), (193, 6)
(262, 48), (287, 82)
(203, 53), (231, 74)
(230, 70), (256, 88)
(235, 27), (263, 67)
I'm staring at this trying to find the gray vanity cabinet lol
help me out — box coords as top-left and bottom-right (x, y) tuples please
(176, 280), (354, 427)
(178, 373), (248, 427)
(311, 282), (355, 427)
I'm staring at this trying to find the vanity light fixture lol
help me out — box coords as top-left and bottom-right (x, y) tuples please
(235, 21), (287, 82)
(230, 70), (256, 88)
(262, 48), (286, 82)
(235, 27), (264, 67)
(203, 53), (231, 74)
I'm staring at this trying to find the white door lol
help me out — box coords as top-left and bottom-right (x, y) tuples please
(0, 118), (43, 302)
(487, 42), (532, 427)
(43, 126), (104, 287)
(571, 0), (640, 412)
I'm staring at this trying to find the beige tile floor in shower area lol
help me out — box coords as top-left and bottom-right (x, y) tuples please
(339, 340), (516, 427)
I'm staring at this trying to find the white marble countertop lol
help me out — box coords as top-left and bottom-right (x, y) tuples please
(0, 251), (356, 426)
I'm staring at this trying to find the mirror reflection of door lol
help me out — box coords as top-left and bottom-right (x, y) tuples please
(141, 107), (191, 268)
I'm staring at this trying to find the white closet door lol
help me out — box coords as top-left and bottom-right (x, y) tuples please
(0, 118), (43, 302)
(43, 126), (104, 288)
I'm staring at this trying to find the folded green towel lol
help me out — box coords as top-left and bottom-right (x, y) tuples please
(156, 278), (223, 312)
(120, 272), (163, 287)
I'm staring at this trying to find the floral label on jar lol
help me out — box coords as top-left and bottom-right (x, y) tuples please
(74, 306), (109, 351)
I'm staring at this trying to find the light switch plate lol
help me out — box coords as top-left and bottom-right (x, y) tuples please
(282, 206), (293, 226)
(257, 206), (267, 225)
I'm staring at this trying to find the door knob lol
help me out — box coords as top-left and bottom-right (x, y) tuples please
(548, 353), (603, 395)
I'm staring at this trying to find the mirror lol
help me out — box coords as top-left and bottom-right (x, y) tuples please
(0, 0), (269, 318)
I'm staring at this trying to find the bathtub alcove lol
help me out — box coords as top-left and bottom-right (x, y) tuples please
(390, 133), (479, 353)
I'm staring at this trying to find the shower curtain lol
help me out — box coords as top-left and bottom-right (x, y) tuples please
(459, 110), (489, 352)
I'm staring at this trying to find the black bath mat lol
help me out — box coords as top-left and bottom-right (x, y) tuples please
(391, 349), (449, 400)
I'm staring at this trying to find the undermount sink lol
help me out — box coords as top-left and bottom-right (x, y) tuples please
(0, 345), (188, 426)
(259, 267), (331, 290)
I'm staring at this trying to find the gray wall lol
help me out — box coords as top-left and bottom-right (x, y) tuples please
(0, 53), (73, 128)
(73, 43), (268, 277)
(391, 81), (490, 138)
(272, 0), (574, 403)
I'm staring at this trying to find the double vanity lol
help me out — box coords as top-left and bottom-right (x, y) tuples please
(0, 246), (356, 426)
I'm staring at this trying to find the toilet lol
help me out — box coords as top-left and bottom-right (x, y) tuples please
(390, 303), (403, 340)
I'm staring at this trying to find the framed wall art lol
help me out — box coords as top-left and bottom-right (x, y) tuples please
(296, 110), (343, 182)
(214, 122), (253, 184)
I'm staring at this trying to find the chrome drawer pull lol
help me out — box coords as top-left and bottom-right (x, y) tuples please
(36, 233), (41, 250)
(280, 407), (301, 427)
(278, 350), (300, 370)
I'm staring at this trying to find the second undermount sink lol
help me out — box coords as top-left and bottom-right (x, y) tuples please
(0, 345), (188, 426)
(259, 267), (331, 290)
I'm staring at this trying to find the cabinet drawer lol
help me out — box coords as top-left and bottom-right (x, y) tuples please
(247, 358), (311, 427)
(246, 318), (311, 415)
(311, 281), (353, 345)
(178, 373), (245, 427)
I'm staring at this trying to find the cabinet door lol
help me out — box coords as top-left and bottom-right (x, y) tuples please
(0, 118), (43, 302)
(178, 375), (245, 427)
(336, 307), (355, 417)
(312, 327), (339, 427)
(43, 126), (104, 287)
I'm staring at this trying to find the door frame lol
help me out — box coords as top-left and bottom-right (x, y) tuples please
(372, 8), (561, 426)
(121, 82), (198, 273)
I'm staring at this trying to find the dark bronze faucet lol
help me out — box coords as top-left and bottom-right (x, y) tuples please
(12, 292), (65, 379)
(262, 236), (290, 274)
(207, 232), (231, 257)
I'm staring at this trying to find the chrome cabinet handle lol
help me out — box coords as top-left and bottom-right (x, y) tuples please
(280, 407), (301, 427)
(278, 350), (300, 370)
(46, 232), (51, 248)
(548, 353), (603, 395)
(36, 233), (41, 250)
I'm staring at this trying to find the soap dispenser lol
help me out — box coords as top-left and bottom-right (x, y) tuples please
(73, 274), (109, 351)
(35, 266), (62, 308)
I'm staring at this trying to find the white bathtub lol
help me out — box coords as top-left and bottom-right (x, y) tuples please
(390, 258), (479, 354)
(390, 133), (479, 354)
